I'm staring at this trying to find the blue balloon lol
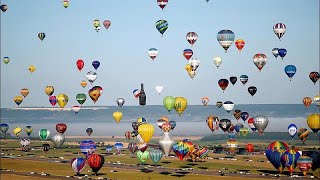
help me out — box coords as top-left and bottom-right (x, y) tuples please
(80, 140), (96, 157)
(92, 61), (100, 70)
(106, 144), (113, 153)
(70, 157), (86, 174)
(284, 65), (297, 80)
(234, 123), (244, 133)
(287, 124), (297, 139)
(0, 123), (9, 134)
(149, 149), (163, 165)
(114, 142), (124, 154)
(169, 121), (176, 130)
(278, 48), (287, 60)
(228, 131), (236, 139)
(240, 112), (249, 121)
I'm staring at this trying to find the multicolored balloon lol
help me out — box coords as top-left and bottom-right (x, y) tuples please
(148, 48), (158, 60)
(49, 96), (57, 106)
(70, 158), (86, 175)
(86, 71), (97, 84)
(219, 119), (231, 133)
(201, 97), (209, 106)
(240, 75), (248, 85)
(25, 126), (33, 136)
(297, 128), (309, 144)
(186, 32), (198, 46)
(14, 96), (23, 107)
(183, 49), (193, 60)
(155, 20), (168, 37)
(87, 154), (104, 175)
(137, 150), (149, 164)
(217, 29), (235, 53)
(265, 141), (289, 173)
(235, 39), (245, 52)
(309, 72), (319, 85)
(86, 128), (93, 136)
(253, 53), (267, 71)
(93, 19), (101, 33)
(273, 23), (286, 40)
(62, 0), (69, 8)
(80, 80), (87, 88)
(297, 156), (313, 176)
(80, 140), (96, 157)
(157, 0), (168, 10)
(216, 101), (223, 108)
(281, 148), (301, 175)
(3, 57), (10, 64)
(240, 112), (249, 121)
(172, 141), (190, 161)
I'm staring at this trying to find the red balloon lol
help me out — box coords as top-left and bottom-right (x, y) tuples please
(218, 79), (229, 92)
(125, 131), (131, 140)
(246, 143), (254, 153)
(87, 154), (105, 175)
(76, 59), (84, 71)
(56, 123), (67, 134)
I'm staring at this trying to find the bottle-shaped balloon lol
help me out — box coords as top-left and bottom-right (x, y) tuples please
(139, 83), (146, 106)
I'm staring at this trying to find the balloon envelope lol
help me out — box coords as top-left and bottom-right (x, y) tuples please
(284, 65), (297, 80)
(217, 29), (235, 52)
(51, 133), (65, 148)
(70, 158), (86, 174)
(87, 154), (104, 175)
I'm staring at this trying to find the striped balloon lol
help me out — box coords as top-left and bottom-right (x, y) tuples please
(265, 141), (289, 173)
(217, 29), (235, 53)
(302, 97), (312, 109)
(273, 23), (286, 40)
(186, 32), (198, 46)
(297, 156), (313, 176)
(206, 116), (219, 132)
(233, 110), (241, 121)
(155, 20), (168, 37)
(281, 148), (301, 174)
(149, 149), (163, 165)
(198, 147), (209, 159)
(38, 32), (46, 41)
(297, 128), (309, 144)
(70, 158), (86, 175)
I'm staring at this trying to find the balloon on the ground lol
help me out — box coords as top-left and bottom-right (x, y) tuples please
(273, 23), (286, 40)
(39, 129), (50, 140)
(246, 144), (254, 153)
(217, 29), (235, 53)
(280, 147), (301, 175)
(70, 157), (86, 175)
(159, 132), (174, 156)
(149, 149), (163, 165)
(114, 142), (124, 154)
(297, 156), (313, 176)
(172, 141), (190, 161)
(306, 113), (320, 134)
(265, 141), (289, 173)
(42, 143), (50, 152)
(227, 139), (238, 153)
(137, 150), (149, 164)
(87, 154), (104, 175)
(284, 65), (297, 81)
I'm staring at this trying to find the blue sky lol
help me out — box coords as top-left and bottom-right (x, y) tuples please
(1, 0), (319, 108)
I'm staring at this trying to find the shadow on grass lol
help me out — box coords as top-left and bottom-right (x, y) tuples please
(176, 171), (190, 175)
(159, 171), (172, 175)
(140, 168), (154, 173)
(161, 161), (171, 164)
(186, 163), (198, 166)
(237, 169), (250, 172)
(179, 165), (191, 169)
(171, 174), (186, 178)
(257, 170), (289, 175)
(198, 167), (208, 170)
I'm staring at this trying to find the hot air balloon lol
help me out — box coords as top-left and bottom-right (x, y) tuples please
(132, 122), (139, 131)
(155, 86), (163, 95)
(116, 98), (125, 107)
(28, 65), (36, 74)
(3, 56), (10, 65)
(133, 89), (140, 99)
(159, 131), (174, 156)
(235, 39), (245, 52)
(227, 123), (235, 134)
(183, 49), (193, 60)
(189, 58), (200, 71)
(136, 116), (147, 126)
(273, 23), (286, 40)
(217, 29), (235, 53)
(229, 76), (237, 86)
(253, 53), (267, 71)
(149, 149), (163, 166)
(88, 86), (102, 103)
(161, 122), (172, 132)
(155, 20), (168, 37)
(125, 131), (131, 139)
(240, 112), (249, 121)
(51, 133), (65, 148)
(309, 72), (319, 85)
(201, 97), (209, 106)
(20, 88), (29, 98)
(103, 20), (111, 30)
(14, 96), (23, 107)
(86, 128), (93, 136)
(157, 0), (168, 10)
(281, 147), (301, 175)
(49, 96), (57, 106)
(76, 59), (84, 72)
(206, 116), (219, 133)
(307, 149), (320, 172)
(306, 113), (320, 134)
(62, 0), (69, 8)
(213, 57), (222, 69)
(128, 142), (138, 155)
(93, 19), (101, 33)
(186, 32), (198, 46)
(234, 123), (244, 133)
(114, 142), (124, 154)
(169, 120), (176, 130)
(38, 33), (46, 41)
(57, 94), (69, 108)
(216, 101), (223, 108)
(172, 141), (190, 161)
(240, 75), (248, 85)
(157, 119), (166, 129)
(288, 124), (297, 140)
(174, 97), (188, 116)
(25, 126), (33, 136)
(113, 111), (123, 123)
(233, 110), (241, 121)
(297, 128), (309, 144)
(86, 71), (97, 84)
(187, 70), (196, 79)
(56, 123), (67, 134)
(92, 61), (100, 70)
(239, 127), (249, 138)
(265, 141), (290, 173)
(76, 146), (90, 159)
(253, 115), (269, 135)
(148, 48), (158, 60)
(137, 150), (149, 164)
(42, 143), (50, 153)
(87, 154), (104, 176)
(227, 139), (238, 154)
(138, 124), (154, 143)
(272, 48), (279, 59)
(39, 129), (50, 140)
(0, 123), (9, 134)
(246, 144), (254, 153)
(314, 95), (320, 108)
(106, 145), (112, 153)
(13, 127), (22, 137)
(278, 48), (287, 60)
(80, 80), (87, 88)
(218, 79), (229, 92)
(302, 97), (312, 109)
(70, 158), (86, 176)
(45, 86), (54, 96)
(20, 138), (30, 151)
(219, 119), (231, 133)
(72, 106), (80, 114)
(284, 65), (297, 81)
(248, 117), (257, 133)
(223, 101), (234, 113)
(248, 86), (257, 97)
(76, 93), (87, 105)
(297, 156), (313, 176)
(0, 4), (8, 12)
(198, 147), (209, 160)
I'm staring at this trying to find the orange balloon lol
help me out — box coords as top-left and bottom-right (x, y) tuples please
(235, 39), (245, 52)
(80, 80), (87, 88)
(161, 116), (169, 122)
(302, 97), (312, 109)
(20, 88), (29, 98)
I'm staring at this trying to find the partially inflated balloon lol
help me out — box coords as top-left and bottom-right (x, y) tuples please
(174, 97), (188, 116)
(217, 29), (235, 53)
(155, 20), (168, 36)
(138, 124), (154, 143)
(45, 86), (54, 96)
(306, 113), (320, 134)
(273, 23), (286, 40)
(113, 111), (123, 123)
(235, 39), (245, 52)
(76, 59), (84, 72)
(57, 94), (69, 108)
(148, 48), (158, 60)
(253, 54), (267, 71)
(284, 65), (297, 81)
(163, 96), (175, 113)
(14, 96), (23, 107)
(13, 127), (22, 137)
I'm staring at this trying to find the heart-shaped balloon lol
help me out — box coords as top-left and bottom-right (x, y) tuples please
(137, 150), (149, 163)
(172, 141), (190, 161)
(138, 143), (148, 152)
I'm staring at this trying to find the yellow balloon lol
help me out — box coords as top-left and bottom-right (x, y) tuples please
(185, 64), (192, 73)
(138, 124), (154, 143)
(306, 113), (320, 134)
(28, 65), (36, 73)
(20, 88), (29, 98)
(57, 94), (69, 108)
(188, 70), (196, 79)
(174, 97), (188, 116)
(80, 80), (87, 88)
(14, 96), (23, 107)
(113, 111), (123, 123)
(13, 127), (22, 137)
(45, 86), (54, 96)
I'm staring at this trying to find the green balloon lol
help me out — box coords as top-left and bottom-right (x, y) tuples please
(239, 127), (249, 138)
(163, 96), (175, 113)
(76, 93), (87, 105)
(137, 150), (149, 164)
(39, 129), (50, 141)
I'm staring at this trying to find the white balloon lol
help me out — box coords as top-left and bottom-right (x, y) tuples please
(116, 98), (125, 107)
(159, 132), (174, 156)
(189, 58), (200, 71)
(213, 57), (222, 68)
(253, 115), (269, 135)
(155, 86), (164, 94)
(72, 106), (80, 114)
(86, 71), (97, 84)
(222, 101), (234, 113)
